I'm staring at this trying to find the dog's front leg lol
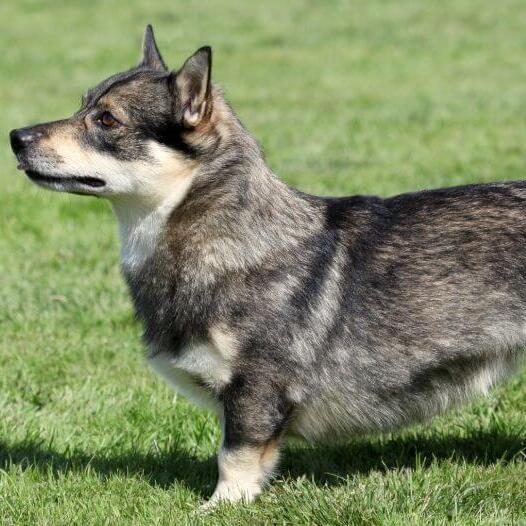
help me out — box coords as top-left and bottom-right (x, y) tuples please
(206, 440), (281, 506)
(205, 380), (289, 506)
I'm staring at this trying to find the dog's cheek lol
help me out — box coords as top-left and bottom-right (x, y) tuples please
(85, 127), (152, 163)
(82, 128), (122, 158)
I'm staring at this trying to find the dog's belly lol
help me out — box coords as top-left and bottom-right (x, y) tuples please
(290, 351), (523, 442)
(148, 350), (223, 416)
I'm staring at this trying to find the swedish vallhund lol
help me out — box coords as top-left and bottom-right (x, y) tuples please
(9, 26), (526, 506)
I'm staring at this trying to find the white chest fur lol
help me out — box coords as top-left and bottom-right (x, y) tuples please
(109, 142), (197, 273)
(111, 176), (195, 272)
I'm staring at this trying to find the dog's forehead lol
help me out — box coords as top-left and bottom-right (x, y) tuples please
(83, 68), (167, 108)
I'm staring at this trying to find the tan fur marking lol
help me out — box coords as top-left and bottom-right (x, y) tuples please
(259, 439), (281, 475)
(209, 324), (239, 361)
(185, 89), (235, 149)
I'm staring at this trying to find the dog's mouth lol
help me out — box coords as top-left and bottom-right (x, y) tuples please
(24, 170), (106, 194)
(26, 170), (106, 188)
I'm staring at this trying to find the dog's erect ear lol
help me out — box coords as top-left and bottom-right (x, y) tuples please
(173, 46), (212, 128)
(139, 24), (167, 72)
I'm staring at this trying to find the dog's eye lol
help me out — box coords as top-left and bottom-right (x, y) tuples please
(99, 111), (118, 128)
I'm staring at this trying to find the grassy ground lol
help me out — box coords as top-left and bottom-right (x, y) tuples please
(1, 0), (526, 524)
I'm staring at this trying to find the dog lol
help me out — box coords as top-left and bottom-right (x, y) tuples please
(9, 25), (526, 506)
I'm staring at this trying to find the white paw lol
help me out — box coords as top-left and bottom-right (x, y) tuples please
(200, 481), (261, 510)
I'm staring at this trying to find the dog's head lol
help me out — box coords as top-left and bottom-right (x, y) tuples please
(10, 26), (217, 203)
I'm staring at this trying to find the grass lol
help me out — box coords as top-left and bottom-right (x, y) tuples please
(0, 0), (526, 524)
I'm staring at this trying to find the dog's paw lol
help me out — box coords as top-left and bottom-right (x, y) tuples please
(200, 481), (261, 510)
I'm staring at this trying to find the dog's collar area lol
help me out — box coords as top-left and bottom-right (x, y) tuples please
(26, 170), (106, 188)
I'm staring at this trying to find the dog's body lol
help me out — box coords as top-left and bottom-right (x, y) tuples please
(10, 26), (526, 505)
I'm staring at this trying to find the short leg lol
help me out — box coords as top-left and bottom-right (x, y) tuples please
(205, 377), (290, 506)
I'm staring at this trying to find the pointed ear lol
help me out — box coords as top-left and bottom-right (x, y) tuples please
(173, 46), (212, 128)
(139, 24), (167, 72)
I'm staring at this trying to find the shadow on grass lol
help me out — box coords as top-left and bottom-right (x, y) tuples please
(0, 439), (216, 496)
(282, 429), (526, 485)
(0, 429), (524, 493)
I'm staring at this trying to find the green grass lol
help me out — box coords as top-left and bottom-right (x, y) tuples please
(1, 0), (526, 524)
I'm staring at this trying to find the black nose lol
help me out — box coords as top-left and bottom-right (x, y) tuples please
(10, 128), (41, 155)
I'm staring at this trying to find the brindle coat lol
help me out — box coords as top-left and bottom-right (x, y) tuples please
(9, 26), (526, 505)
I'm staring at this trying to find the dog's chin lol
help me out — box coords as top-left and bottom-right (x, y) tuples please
(25, 170), (106, 195)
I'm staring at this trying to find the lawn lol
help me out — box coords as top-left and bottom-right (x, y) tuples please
(1, 0), (525, 524)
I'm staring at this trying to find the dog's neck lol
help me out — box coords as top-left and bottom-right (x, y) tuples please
(112, 175), (320, 283)
(109, 96), (322, 279)
(110, 174), (195, 273)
